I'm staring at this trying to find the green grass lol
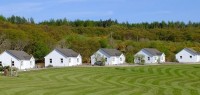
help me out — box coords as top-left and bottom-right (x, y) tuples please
(0, 64), (200, 95)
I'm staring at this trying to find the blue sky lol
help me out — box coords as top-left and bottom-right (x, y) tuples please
(0, 0), (199, 23)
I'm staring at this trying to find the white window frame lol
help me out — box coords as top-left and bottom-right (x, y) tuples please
(113, 58), (115, 61)
(50, 59), (52, 63)
(148, 57), (150, 61)
(69, 58), (71, 63)
(61, 58), (63, 63)
(77, 58), (79, 62)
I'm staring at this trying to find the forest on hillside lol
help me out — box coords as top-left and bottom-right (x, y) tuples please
(0, 15), (200, 63)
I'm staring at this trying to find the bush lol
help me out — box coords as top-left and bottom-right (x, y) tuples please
(11, 67), (19, 71)
(125, 53), (134, 63)
(46, 65), (53, 68)
(94, 61), (105, 66)
(0, 66), (3, 71)
(139, 60), (145, 65)
(4, 66), (10, 70)
(101, 62), (105, 66)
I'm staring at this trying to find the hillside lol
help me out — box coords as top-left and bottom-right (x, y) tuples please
(0, 15), (200, 63)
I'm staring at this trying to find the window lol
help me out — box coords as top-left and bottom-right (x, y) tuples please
(148, 57), (150, 60)
(77, 58), (79, 62)
(138, 57), (141, 61)
(113, 58), (115, 61)
(30, 61), (32, 66)
(50, 59), (52, 63)
(120, 58), (122, 61)
(190, 56), (192, 58)
(69, 58), (71, 63)
(0, 61), (2, 66)
(105, 58), (107, 62)
(180, 56), (182, 59)
(61, 58), (63, 63)
(12, 61), (14, 66)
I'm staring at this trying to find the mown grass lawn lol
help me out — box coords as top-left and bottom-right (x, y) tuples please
(0, 64), (200, 95)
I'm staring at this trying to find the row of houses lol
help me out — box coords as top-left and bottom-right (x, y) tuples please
(134, 48), (200, 63)
(0, 48), (199, 70)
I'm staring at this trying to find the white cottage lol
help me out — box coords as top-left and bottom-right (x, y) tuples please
(134, 48), (165, 64)
(91, 48), (125, 65)
(175, 48), (200, 63)
(44, 48), (82, 67)
(0, 50), (35, 70)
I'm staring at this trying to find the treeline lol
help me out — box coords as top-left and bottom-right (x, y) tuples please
(1, 15), (200, 28)
(40, 18), (200, 29)
(0, 15), (200, 63)
(0, 15), (35, 24)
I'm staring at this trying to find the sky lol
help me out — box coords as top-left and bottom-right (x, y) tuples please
(0, 0), (200, 23)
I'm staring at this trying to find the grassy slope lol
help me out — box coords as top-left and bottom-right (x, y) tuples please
(0, 64), (200, 95)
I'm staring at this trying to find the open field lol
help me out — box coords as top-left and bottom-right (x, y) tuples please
(0, 64), (200, 95)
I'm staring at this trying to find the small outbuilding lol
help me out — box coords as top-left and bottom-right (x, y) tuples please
(0, 50), (35, 70)
(175, 48), (200, 63)
(91, 48), (125, 65)
(134, 48), (165, 64)
(44, 48), (82, 67)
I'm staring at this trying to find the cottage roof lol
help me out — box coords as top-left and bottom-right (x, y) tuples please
(184, 48), (200, 55)
(55, 48), (79, 57)
(100, 48), (122, 56)
(143, 48), (163, 56)
(6, 50), (32, 60)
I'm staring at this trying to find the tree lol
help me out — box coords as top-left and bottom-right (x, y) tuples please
(0, 15), (6, 21)
(29, 17), (35, 24)
(33, 42), (50, 59)
(99, 39), (108, 48)
(125, 53), (134, 63)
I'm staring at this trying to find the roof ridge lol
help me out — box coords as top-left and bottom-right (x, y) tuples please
(100, 48), (122, 56)
(55, 48), (79, 57)
(184, 48), (198, 55)
(143, 48), (162, 56)
(6, 50), (32, 60)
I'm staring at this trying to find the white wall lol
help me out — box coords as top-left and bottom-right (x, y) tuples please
(111, 54), (125, 65)
(176, 50), (199, 63)
(21, 57), (35, 69)
(77, 54), (82, 65)
(198, 55), (200, 62)
(44, 50), (82, 67)
(0, 51), (35, 70)
(159, 54), (165, 63)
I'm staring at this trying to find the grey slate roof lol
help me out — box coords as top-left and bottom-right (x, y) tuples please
(55, 48), (79, 57)
(142, 48), (163, 56)
(184, 48), (200, 55)
(6, 50), (32, 60)
(100, 48), (122, 56)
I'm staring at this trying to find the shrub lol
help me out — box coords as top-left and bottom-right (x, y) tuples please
(140, 60), (145, 65)
(47, 65), (53, 68)
(11, 67), (19, 71)
(4, 66), (10, 70)
(0, 66), (3, 71)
